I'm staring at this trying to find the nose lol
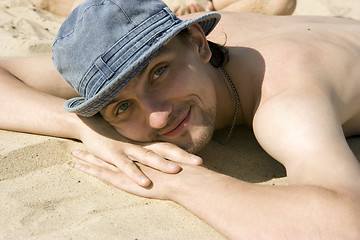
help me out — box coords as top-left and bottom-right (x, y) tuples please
(141, 98), (172, 129)
(149, 111), (171, 129)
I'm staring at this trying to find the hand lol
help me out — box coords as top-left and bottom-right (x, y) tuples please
(74, 150), (210, 201)
(74, 151), (172, 200)
(75, 114), (203, 188)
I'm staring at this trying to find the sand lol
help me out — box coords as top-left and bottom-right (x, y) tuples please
(1, 0), (359, 239)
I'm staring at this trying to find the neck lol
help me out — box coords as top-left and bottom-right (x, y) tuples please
(216, 67), (241, 144)
(211, 47), (264, 131)
(212, 65), (243, 130)
(224, 47), (265, 127)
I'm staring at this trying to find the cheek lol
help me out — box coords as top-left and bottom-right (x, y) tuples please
(112, 119), (152, 142)
(170, 67), (210, 96)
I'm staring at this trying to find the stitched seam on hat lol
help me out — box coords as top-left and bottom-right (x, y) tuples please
(96, 57), (114, 78)
(108, 10), (172, 69)
(89, 74), (105, 98)
(163, 6), (176, 20)
(109, 0), (132, 23)
(80, 64), (98, 96)
(102, 8), (168, 63)
(110, 19), (172, 71)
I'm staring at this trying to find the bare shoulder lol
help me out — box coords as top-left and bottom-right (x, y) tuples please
(252, 86), (360, 191)
(244, 15), (360, 188)
(263, 26), (360, 130)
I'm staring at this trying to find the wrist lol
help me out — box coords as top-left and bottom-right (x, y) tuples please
(165, 165), (215, 202)
(77, 114), (111, 141)
(76, 113), (131, 145)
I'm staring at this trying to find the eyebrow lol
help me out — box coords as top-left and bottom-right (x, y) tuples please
(137, 44), (171, 79)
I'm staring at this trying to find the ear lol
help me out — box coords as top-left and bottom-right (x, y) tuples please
(187, 24), (212, 63)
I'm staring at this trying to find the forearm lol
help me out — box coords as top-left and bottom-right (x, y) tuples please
(71, 143), (359, 238)
(0, 56), (78, 99)
(168, 166), (359, 239)
(0, 67), (84, 139)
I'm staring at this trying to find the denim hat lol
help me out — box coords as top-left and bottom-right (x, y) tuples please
(52, 0), (220, 117)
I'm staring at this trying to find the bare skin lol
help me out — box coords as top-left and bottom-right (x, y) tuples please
(1, 12), (360, 239)
(173, 0), (297, 15)
(212, 0), (296, 15)
(28, 0), (296, 16)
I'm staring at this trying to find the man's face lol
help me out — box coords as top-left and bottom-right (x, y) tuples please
(100, 35), (217, 153)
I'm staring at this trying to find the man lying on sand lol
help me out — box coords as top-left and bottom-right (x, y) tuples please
(1, 0), (360, 239)
(28, 0), (296, 16)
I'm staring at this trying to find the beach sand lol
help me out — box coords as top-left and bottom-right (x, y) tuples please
(1, 0), (359, 239)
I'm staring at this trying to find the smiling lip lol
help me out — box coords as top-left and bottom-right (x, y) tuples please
(162, 108), (191, 137)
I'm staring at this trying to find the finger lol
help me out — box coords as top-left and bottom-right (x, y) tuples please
(110, 156), (152, 187)
(179, 7), (185, 16)
(72, 149), (118, 172)
(74, 162), (134, 189)
(173, 5), (180, 15)
(127, 148), (182, 174)
(73, 149), (151, 187)
(194, 3), (203, 12)
(75, 162), (164, 199)
(75, 162), (111, 179)
(187, 3), (203, 13)
(188, 3), (196, 13)
(144, 143), (203, 166)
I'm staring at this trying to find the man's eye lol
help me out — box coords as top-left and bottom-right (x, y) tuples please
(153, 66), (166, 79)
(117, 102), (129, 114)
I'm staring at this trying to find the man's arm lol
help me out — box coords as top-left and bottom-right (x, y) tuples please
(74, 87), (360, 239)
(0, 55), (81, 138)
(74, 152), (360, 239)
(0, 56), (202, 186)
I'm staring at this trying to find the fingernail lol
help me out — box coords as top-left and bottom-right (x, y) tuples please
(167, 162), (179, 169)
(190, 156), (202, 164)
(72, 149), (81, 156)
(139, 176), (149, 186)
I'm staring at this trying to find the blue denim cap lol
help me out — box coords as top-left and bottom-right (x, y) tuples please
(52, 0), (220, 117)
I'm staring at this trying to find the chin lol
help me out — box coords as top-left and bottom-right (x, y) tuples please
(178, 125), (214, 153)
(182, 107), (216, 153)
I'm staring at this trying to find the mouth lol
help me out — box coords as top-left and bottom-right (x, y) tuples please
(161, 108), (191, 137)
